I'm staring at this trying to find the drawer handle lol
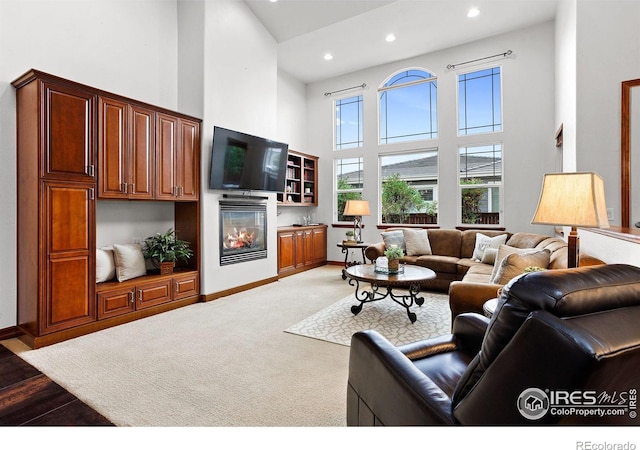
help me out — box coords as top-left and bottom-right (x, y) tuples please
(128, 291), (134, 303)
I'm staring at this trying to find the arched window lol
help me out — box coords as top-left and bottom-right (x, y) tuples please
(379, 69), (437, 144)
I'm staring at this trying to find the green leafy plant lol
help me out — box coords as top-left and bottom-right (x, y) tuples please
(345, 230), (354, 238)
(384, 246), (404, 260)
(381, 173), (425, 223)
(461, 178), (485, 224)
(143, 228), (193, 266)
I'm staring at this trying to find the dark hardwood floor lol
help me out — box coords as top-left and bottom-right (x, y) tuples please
(0, 344), (113, 426)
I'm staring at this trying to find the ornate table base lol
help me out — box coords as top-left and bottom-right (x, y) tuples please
(345, 275), (425, 323)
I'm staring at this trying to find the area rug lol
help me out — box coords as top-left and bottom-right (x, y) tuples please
(285, 291), (451, 347)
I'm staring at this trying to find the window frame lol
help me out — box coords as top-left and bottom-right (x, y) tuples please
(334, 156), (365, 224)
(457, 142), (504, 227)
(456, 64), (504, 137)
(378, 148), (439, 226)
(333, 93), (364, 151)
(378, 67), (438, 145)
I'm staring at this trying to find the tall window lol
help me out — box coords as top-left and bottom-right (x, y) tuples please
(458, 67), (502, 135)
(459, 144), (502, 225)
(335, 157), (364, 222)
(380, 150), (438, 225)
(379, 69), (437, 144)
(335, 95), (363, 150)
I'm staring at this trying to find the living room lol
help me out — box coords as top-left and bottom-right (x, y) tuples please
(1, 0), (639, 443)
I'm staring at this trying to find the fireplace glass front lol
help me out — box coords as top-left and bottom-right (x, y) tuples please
(219, 202), (267, 266)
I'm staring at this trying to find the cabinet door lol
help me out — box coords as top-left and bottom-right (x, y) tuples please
(278, 231), (296, 274)
(43, 182), (95, 334)
(129, 105), (155, 199)
(155, 113), (178, 200)
(98, 97), (127, 198)
(43, 82), (95, 181)
(97, 286), (135, 320)
(303, 230), (314, 265)
(173, 273), (199, 300)
(135, 279), (172, 310)
(177, 119), (200, 200)
(312, 227), (327, 263)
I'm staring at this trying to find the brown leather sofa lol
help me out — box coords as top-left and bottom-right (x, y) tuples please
(347, 264), (640, 425)
(365, 228), (602, 322)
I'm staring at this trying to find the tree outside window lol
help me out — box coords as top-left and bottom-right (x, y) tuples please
(459, 144), (502, 225)
(335, 157), (363, 222)
(380, 151), (438, 225)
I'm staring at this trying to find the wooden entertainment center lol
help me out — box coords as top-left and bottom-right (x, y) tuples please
(13, 70), (201, 348)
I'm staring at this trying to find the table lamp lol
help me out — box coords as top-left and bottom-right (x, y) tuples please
(343, 200), (371, 243)
(531, 172), (609, 268)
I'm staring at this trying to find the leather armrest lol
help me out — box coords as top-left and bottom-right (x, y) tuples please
(451, 313), (490, 353)
(349, 330), (457, 425)
(364, 242), (386, 262)
(448, 280), (503, 324)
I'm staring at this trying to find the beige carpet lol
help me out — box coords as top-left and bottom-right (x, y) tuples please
(286, 292), (451, 346)
(2, 266), (450, 427)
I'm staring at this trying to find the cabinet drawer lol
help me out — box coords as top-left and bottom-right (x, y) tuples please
(135, 279), (172, 310)
(173, 273), (199, 300)
(98, 286), (135, 320)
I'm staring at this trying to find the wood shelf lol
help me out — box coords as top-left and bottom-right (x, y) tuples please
(278, 150), (318, 206)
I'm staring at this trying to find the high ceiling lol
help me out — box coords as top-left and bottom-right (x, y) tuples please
(244, 0), (559, 84)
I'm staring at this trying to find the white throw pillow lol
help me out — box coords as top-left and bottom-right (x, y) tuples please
(402, 229), (432, 256)
(472, 233), (508, 261)
(381, 230), (406, 252)
(112, 243), (147, 282)
(96, 247), (116, 283)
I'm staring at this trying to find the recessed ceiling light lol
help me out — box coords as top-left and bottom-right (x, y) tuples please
(467, 7), (480, 18)
(269, 0), (278, 3)
(385, 33), (396, 42)
(324, 53), (333, 61)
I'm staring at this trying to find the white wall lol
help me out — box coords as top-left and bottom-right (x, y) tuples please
(0, 0), (179, 329)
(306, 22), (557, 264)
(199, 0), (281, 295)
(575, 0), (640, 225)
(555, 0), (577, 172)
(553, 0), (640, 267)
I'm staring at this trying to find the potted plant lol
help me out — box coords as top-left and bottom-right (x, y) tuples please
(344, 230), (356, 244)
(384, 245), (404, 272)
(143, 228), (193, 275)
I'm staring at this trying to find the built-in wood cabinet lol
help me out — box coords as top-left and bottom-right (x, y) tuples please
(42, 81), (96, 181)
(277, 150), (318, 206)
(43, 181), (96, 334)
(98, 97), (155, 199)
(156, 113), (200, 201)
(277, 225), (327, 277)
(13, 69), (201, 348)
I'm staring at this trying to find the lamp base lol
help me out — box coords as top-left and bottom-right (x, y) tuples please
(568, 226), (580, 268)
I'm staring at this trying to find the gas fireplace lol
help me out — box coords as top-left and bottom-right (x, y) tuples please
(219, 202), (267, 266)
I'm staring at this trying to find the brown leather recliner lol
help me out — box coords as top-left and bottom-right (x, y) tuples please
(347, 264), (640, 425)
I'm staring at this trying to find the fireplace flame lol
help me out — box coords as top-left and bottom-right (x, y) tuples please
(223, 227), (255, 249)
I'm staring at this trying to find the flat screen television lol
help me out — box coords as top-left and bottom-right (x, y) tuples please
(209, 126), (289, 192)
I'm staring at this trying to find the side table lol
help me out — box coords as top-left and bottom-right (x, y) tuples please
(337, 242), (371, 279)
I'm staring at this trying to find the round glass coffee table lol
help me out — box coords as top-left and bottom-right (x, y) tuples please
(342, 264), (436, 323)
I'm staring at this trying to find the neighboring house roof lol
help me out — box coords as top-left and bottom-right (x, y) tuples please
(340, 155), (501, 185)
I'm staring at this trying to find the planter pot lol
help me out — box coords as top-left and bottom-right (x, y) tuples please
(388, 259), (399, 272)
(159, 261), (175, 275)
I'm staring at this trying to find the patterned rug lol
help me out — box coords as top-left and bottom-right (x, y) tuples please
(285, 291), (451, 347)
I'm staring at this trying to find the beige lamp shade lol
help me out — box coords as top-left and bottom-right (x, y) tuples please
(531, 172), (609, 228)
(343, 200), (371, 216)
